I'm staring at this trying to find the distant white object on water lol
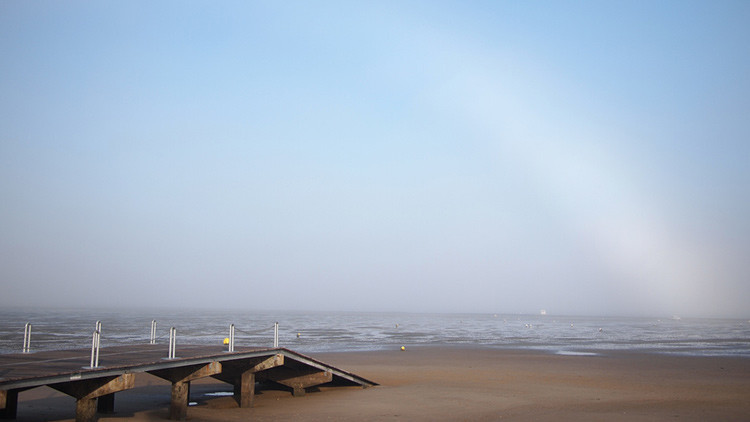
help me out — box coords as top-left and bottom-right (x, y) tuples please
(540, 309), (547, 315)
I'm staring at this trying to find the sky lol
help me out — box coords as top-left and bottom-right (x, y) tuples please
(1, 1), (749, 318)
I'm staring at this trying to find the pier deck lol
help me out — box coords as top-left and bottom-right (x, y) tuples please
(0, 345), (376, 421)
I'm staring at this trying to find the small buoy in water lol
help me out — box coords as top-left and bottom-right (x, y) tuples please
(223, 338), (230, 345)
(297, 332), (301, 338)
(598, 328), (603, 332)
(395, 323), (399, 328)
(400, 346), (406, 351)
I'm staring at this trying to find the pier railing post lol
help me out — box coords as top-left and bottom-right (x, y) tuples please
(96, 330), (101, 367)
(89, 330), (101, 368)
(274, 322), (279, 348)
(22, 323), (32, 353)
(168, 327), (177, 359)
(95, 322), (101, 366)
(90, 331), (96, 367)
(150, 320), (157, 344)
(229, 324), (235, 352)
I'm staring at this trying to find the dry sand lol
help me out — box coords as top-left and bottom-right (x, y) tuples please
(12, 346), (750, 421)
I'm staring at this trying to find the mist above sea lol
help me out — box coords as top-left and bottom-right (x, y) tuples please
(1, 307), (748, 357)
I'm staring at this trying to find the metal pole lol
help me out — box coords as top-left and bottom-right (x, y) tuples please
(150, 320), (157, 344)
(90, 330), (98, 368)
(274, 322), (279, 348)
(93, 321), (101, 367)
(23, 323), (31, 353)
(229, 324), (235, 352)
(168, 327), (176, 359)
(95, 330), (101, 367)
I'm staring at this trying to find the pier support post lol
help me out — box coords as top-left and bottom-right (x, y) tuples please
(49, 374), (134, 422)
(96, 393), (115, 413)
(235, 371), (255, 407)
(77, 398), (97, 422)
(170, 381), (189, 420)
(149, 361), (222, 421)
(0, 387), (36, 420)
(213, 353), (284, 408)
(0, 389), (18, 420)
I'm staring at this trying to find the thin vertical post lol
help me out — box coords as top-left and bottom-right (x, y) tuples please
(168, 327), (172, 358)
(150, 320), (157, 344)
(229, 324), (235, 352)
(95, 329), (101, 367)
(273, 322), (279, 348)
(90, 331), (96, 367)
(94, 321), (101, 367)
(22, 323), (32, 353)
(168, 327), (176, 359)
(89, 330), (101, 368)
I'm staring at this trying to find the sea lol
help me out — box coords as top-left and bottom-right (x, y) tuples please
(1, 307), (749, 358)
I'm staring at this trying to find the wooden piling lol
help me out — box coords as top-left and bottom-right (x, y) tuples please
(149, 362), (222, 421)
(96, 393), (115, 414)
(0, 389), (18, 420)
(49, 374), (134, 422)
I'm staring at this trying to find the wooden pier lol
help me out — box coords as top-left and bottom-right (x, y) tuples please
(0, 345), (376, 421)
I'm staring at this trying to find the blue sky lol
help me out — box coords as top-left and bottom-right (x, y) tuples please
(1, 1), (749, 317)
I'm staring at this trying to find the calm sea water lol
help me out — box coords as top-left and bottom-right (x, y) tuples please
(1, 307), (749, 357)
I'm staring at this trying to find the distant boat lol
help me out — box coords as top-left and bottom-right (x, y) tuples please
(672, 315), (681, 320)
(540, 309), (547, 315)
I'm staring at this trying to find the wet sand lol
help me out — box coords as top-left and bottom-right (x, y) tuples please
(13, 346), (750, 421)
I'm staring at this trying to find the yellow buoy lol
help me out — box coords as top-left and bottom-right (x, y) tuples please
(400, 346), (406, 351)
(223, 338), (230, 345)
(297, 332), (301, 338)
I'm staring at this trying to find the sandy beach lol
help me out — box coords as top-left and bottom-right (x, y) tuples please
(12, 346), (750, 421)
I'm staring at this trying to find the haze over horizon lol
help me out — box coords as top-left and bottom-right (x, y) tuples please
(2, 1), (749, 319)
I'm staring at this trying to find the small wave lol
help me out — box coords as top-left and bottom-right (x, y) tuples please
(555, 350), (599, 356)
(204, 391), (234, 397)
